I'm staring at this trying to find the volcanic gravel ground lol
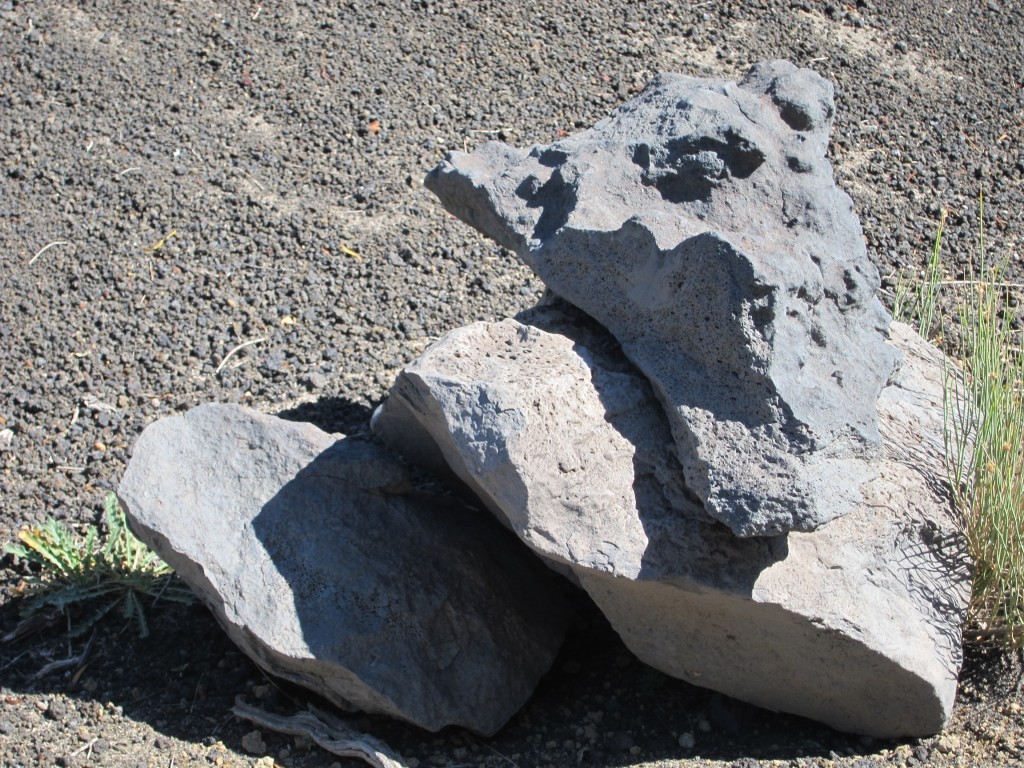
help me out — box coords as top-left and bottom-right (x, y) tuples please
(1, 0), (1023, 766)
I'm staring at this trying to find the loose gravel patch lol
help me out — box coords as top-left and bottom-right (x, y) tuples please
(2, 0), (1023, 766)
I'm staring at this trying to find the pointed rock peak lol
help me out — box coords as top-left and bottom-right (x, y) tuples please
(425, 62), (900, 536)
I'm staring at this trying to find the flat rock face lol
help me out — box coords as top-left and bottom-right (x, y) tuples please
(375, 302), (724, 580)
(425, 61), (901, 536)
(118, 403), (568, 736)
(374, 305), (970, 738)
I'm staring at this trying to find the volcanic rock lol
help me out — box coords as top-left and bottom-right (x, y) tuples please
(373, 303), (970, 738)
(424, 61), (901, 537)
(118, 403), (569, 736)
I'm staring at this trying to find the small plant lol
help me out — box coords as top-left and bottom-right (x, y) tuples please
(4, 493), (193, 638)
(945, 209), (1024, 646)
(901, 196), (1024, 646)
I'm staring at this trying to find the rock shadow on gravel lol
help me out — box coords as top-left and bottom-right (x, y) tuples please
(276, 396), (377, 437)
(489, 599), (889, 768)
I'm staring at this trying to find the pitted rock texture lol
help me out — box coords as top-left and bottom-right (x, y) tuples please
(374, 305), (970, 738)
(118, 403), (568, 736)
(425, 61), (901, 537)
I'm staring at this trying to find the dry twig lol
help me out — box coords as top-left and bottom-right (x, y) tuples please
(33, 630), (96, 679)
(69, 738), (98, 758)
(232, 699), (407, 768)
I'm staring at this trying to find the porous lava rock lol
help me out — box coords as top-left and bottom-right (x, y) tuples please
(424, 60), (901, 537)
(373, 303), (970, 738)
(117, 403), (569, 736)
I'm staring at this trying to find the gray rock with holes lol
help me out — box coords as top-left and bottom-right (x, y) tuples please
(118, 403), (569, 736)
(374, 303), (970, 738)
(424, 60), (901, 536)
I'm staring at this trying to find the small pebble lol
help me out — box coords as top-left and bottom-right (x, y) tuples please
(251, 683), (272, 699)
(46, 699), (68, 721)
(304, 371), (327, 390)
(935, 733), (961, 754)
(241, 730), (267, 755)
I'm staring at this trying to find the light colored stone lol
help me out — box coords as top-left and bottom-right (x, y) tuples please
(375, 305), (969, 738)
(375, 302), (706, 577)
(425, 61), (900, 537)
(241, 730), (267, 755)
(935, 733), (961, 754)
(118, 403), (568, 736)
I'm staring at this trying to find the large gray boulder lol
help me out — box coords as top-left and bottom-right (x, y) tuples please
(373, 303), (970, 738)
(424, 61), (901, 537)
(118, 403), (569, 736)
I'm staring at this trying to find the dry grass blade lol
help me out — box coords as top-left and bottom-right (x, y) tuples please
(215, 337), (266, 375)
(27, 240), (70, 265)
(69, 738), (99, 759)
(892, 208), (946, 338)
(232, 699), (408, 768)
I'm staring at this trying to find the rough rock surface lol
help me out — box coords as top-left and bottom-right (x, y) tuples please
(425, 61), (901, 537)
(373, 301), (699, 578)
(4, 1), (1024, 765)
(117, 403), (569, 736)
(374, 303), (970, 738)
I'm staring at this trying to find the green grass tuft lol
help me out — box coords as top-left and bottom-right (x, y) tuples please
(901, 196), (1024, 646)
(4, 493), (193, 638)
